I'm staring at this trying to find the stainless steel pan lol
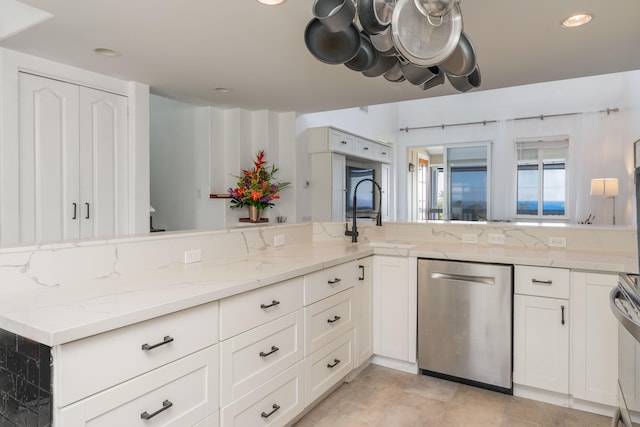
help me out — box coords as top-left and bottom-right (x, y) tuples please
(345, 32), (378, 71)
(358, 0), (395, 35)
(440, 32), (476, 77)
(391, 0), (462, 67)
(304, 19), (361, 64)
(312, 0), (356, 33)
(446, 64), (481, 92)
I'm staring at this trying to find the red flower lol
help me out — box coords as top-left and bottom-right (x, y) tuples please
(251, 190), (262, 201)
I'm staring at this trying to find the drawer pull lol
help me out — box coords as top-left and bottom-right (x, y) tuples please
(261, 404), (281, 418)
(359, 265), (365, 281)
(561, 305), (566, 325)
(141, 335), (174, 351)
(140, 399), (173, 420)
(260, 300), (280, 309)
(327, 315), (341, 324)
(327, 278), (342, 285)
(327, 358), (341, 368)
(531, 279), (553, 285)
(259, 345), (280, 357)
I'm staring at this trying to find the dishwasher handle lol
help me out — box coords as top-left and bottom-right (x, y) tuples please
(430, 272), (495, 286)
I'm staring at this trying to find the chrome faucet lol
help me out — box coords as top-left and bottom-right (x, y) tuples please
(345, 178), (382, 243)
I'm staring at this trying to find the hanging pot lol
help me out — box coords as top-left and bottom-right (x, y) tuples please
(383, 60), (406, 82)
(358, 0), (396, 35)
(446, 64), (481, 92)
(391, 0), (462, 67)
(304, 19), (361, 64)
(400, 62), (440, 85)
(312, 0), (356, 33)
(345, 32), (379, 72)
(413, 0), (454, 18)
(439, 32), (477, 77)
(361, 53), (396, 77)
(369, 27), (397, 57)
(420, 67), (445, 90)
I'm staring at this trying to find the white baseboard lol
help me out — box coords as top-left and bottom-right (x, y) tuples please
(371, 355), (419, 374)
(514, 384), (617, 418)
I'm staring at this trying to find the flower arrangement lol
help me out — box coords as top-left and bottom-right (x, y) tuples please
(228, 151), (290, 210)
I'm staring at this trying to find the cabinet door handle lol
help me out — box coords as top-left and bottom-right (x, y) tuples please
(72, 203), (77, 220)
(140, 399), (172, 420)
(364, 146), (369, 150)
(561, 305), (565, 325)
(141, 335), (174, 351)
(359, 265), (365, 281)
(328, 278), (341, 285)
(327, 315), (341, 324)
(260, 300), (280, 309)
(259, 345), (279, 357)
(340, 140), (347, 145)
(327, 358), (341, 368)
(85, 202), (90, 219)
(261, 404), (280, 418)
(532, 279), (552, 285)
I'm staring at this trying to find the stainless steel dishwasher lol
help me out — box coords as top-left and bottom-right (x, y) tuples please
(418, 259), (513, 394)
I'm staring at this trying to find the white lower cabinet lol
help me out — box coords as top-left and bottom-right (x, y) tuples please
(355, 257), (373, 366)
(220, 361), (305, 427)
(514, 294), (569, 393)
(305, 329), (355, 405)
(193, 413), (220, 427)
(372, 256), (417, 364)
(570, 272), (619, 406)
(304, 288), (354, 356)
(513, 266), (570, 394)
(57, 345), (220, 426)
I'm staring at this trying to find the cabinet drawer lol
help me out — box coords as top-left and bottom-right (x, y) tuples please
(219, 276), (303, 340)
(194, 412), (220, 427)
(220, 361), (304, 427)
(515, 266), (570, 299)
(305, 329), (355, 406)
(328, 130), (353, 153)
(55, 302), (219, 407)
(374, 145), (391, 163)
(304, 261), (356, 305)
(57, 345), (219, 426)
(220, 310), (304, 406)
(304, 288), (354, 356)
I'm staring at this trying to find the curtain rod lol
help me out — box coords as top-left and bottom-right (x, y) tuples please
(399, 107), (620, 133)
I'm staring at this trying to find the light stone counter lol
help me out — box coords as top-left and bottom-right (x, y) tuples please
(0, 221), (636, 346)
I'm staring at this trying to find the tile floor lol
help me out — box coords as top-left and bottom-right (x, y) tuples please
(294, 364), (615, 427)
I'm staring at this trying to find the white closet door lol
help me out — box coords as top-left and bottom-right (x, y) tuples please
(19, 73), (80, 243)
(79, 87), (128, 239)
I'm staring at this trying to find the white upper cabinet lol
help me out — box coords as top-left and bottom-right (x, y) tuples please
(18, 72), (129, 243)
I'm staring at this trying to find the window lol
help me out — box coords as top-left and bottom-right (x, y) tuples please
(516, 140), (568, 217)
(447, 145), (489, 221)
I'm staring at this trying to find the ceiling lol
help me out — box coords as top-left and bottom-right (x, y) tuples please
(2, 0), (640, 114)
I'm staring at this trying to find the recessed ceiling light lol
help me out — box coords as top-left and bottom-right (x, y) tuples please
(561, 13), (593, 28)
(257, 0), (285, 5)
(93, 47), (120, 57)
(214, 88), (233, 93)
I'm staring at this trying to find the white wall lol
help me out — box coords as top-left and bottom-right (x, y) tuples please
(150, 97), (297, 231)
(395, 71), (640, 225)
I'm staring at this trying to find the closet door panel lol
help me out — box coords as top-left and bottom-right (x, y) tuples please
(18, 73), (80, 243)
(79, 87), (128, 239)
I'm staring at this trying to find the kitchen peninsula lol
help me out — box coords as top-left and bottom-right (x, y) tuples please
(0, 221), (636, 426)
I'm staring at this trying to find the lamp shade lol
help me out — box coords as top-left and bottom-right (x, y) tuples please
(590, 178), (619, 197)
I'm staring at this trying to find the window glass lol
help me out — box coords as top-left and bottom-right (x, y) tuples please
(447, 145), (488, 221)
(516, 140), (568, 217)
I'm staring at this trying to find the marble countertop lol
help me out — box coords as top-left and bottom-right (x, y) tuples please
(0, 238), (635, 347)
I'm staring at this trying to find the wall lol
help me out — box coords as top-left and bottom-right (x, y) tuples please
(150, 97), (297, 231)
(395, 71), (640, 225)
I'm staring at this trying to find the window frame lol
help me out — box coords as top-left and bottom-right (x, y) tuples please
(515, 138), (569, 220)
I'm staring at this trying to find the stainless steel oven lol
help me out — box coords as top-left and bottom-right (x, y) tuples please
(611, 273), (640, 427)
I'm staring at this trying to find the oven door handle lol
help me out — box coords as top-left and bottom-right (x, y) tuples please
(610, 287), (640, 342)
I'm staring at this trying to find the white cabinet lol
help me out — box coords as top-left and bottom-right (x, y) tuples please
(18, 72), (129, 243)
(513, 266), (569, 394)
(355, 257), (373, 366)
(571, 272), (619, 406)
(310, 152), (346, 222)
(372, 256), (417, 366)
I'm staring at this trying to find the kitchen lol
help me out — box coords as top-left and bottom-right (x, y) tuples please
(1, 0), (640, 426)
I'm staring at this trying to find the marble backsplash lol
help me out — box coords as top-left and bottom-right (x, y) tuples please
(0, 221), (636, 294)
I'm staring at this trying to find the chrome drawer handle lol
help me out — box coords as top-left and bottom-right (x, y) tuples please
(531, 279), (553, 285)
(259, 345), (279, 357)
(327, 278), (341, 285)
(261, 404), (280, 418)
(327, 359), (341, 368)
(141, 399), (172, 420)
(260, 300), (280, 309)
(141, 335), (174, 351)
(327, 315), (341, 324)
